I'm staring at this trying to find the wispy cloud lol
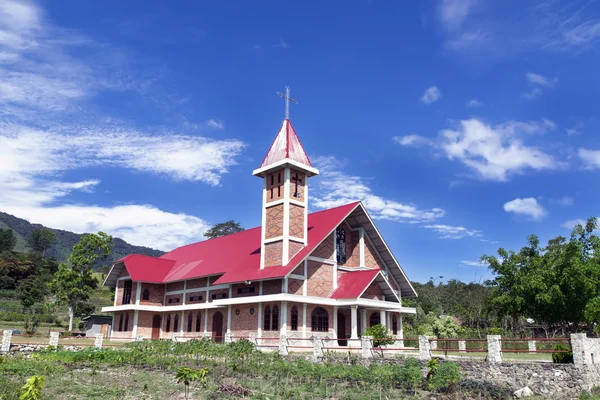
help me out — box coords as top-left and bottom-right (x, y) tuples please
(578, 148), (600, 169)
(480, 239), (499, 244)
(466, 98), (482, 107)
(395, 118), (561, 181)
(526, 72), (557, 88)
(392, 134), (432, 147)
(437, 0), (480, 32)
(423, 224), (481, 239)
(312, 156), (445, 224)
(206, 119), (224, 130)
(420, 86), (441, 104)
(503, 197), (547, 220)
(279, 38), (291, 49)
(561, 218), (587, 230)
(460, 259), (488, 267)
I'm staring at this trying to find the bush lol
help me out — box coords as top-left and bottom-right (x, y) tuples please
(552, 344), (574, 364)
(402, 358), (423, 392)
(363, 324), (394, 348)
(427, 360), (461, 391)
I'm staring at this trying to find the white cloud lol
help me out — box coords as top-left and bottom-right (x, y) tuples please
(423, 224), (481, 239)
(561, 218), (587, 230)
(503, 197), (547, 220)
(460, 259), (488, 267)
(480, 239), (499, 244)
(557, 196), (574, 206)
(420, 86), (441, 104)
(526, 72), (557, 88)
(438, 119), (559, 181)
(279, 38), (290, 49)
(206, 119), (224, 129)
(437, 0), (479, 31)
(311, 156), (445, 224)
(392, 134), (432, 147)
(466, 98), (482, 107)
(521, 88), (543, 100)
(578, 148), (600, 169)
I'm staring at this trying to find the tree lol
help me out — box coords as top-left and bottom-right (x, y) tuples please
(50, 232), (113, 331)
(175, 367), (208, 400)
(203, 220), (244, 239)
(17, 276), (48, 310)
(0, 228), (17, 253)
(27, 228), (56, 257)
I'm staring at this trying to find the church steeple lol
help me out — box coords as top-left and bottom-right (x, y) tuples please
(254, 89), (319, 268)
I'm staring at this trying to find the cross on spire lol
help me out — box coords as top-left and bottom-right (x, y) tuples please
(277, 86), (298, 120)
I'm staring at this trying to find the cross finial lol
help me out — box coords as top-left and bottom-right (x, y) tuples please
(277, 86), (298, 120)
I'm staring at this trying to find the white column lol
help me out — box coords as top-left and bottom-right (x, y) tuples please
(359, 228), (365, 267)
(205, 277), (210, 303)
(333, 264), (338, 289)
(227, 305), (232, 334)
(360, 309), (367, 334)
(282, 167), (291, 265)
(350, 306), (358, 340)
(333, 306), (338, 340)
(302, 303), (308, 338)
(179, 311), (184, 336)
(302, 260), (308, 296)
(259, 281), (264, 296)
(380, 310), (386, 327)
(132, 310), (139, 338)
(203, 310), (208, 333)
(182, 281), (187, 305)
(280, 301), (288, 335)
(399, 315), (404, 340)
(257, 303), (263, 340)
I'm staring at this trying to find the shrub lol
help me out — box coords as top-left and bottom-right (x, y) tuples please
(427, 360), (461, 391)
(552, 344), (574, 364)
(363, 324), (394, 348)
(402, 358), (423, 392)
(19, 375), (45, 400)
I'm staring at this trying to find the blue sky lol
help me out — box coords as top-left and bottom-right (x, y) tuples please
(1, 0), (599, 283)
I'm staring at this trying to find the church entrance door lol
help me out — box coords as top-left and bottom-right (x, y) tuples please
(212, 311), (224, 343)
(337, 310), (347, 346)
(151, 315), (161, 340)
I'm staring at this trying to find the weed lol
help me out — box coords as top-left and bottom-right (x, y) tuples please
(19, 376), (44, 400)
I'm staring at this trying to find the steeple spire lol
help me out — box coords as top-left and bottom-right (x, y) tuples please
(277, 86), (297, 120)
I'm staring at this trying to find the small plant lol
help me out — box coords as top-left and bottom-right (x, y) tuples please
(552, 344), (574, 364)
(175, 366), (208, 400)
(19, 375), (45, 400)
(402, 358), (423, 393)
(363, 324), (394, 349)
(427, 360), (461, 391)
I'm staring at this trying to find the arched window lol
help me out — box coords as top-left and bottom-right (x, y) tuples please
(187, 313), (193, 332)
(392, 315), (398, 335)
(291, 306), (298, 331)
(166, 314), (171, 333)
(311, 307), (328, 332)
(370, 312), (380, 327)
(142, 289), (150, 301)
(124, 313), (129, 331)
(118, 314), (123, 331)
(174, 314), (179, 333)
(263, 306), (271, 331)
(272, 306), (279, 331)
(196, 313), (202, 332)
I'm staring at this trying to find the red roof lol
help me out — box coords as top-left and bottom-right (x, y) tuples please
(260, 119), (312, 169)
(330, 269), (380, 299)
(115, 202), (360, 285)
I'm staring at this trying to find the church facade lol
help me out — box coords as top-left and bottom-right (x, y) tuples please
(102, 117), (417, 345)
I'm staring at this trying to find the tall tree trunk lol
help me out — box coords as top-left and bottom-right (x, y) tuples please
(68, 306), (74, 332)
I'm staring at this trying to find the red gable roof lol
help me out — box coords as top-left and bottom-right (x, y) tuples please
(330, 269), (379, 299)
(260, 119), (312, 169)
(115, 202), (360, 286)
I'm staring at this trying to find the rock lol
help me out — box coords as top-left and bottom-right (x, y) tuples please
(514, 387), (533, 398)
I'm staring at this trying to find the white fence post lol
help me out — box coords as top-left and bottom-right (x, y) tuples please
(571, 333), (588, 365)
(528, 340), (536, 352)
(279, 335), (289, 356)
(135, 335), (144, 342)
(49, 332), (60, 347)
(487, 335), (503, 364)
(418, 336), (431, 361)
(361, 335), (373, 359)
(224, 332), (233, 344)
(311, 336), (324, 362)
(1, 330), (12, 352)
(94, 333), (103, 349)
(458, 340), (466, 353)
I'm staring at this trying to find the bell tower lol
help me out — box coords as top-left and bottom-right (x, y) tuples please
(253, 116), (319, 268)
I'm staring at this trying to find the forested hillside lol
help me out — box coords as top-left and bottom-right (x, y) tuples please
(0, 212), (164, 269)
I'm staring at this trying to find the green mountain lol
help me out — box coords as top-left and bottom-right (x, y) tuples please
(0, 211), (164, 270)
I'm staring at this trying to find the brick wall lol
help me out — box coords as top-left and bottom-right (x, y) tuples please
(361, 281), (385, 301)
(208, 288), (229, 302)
(166, 281), (184, 292)
(186, 278), (207, 289)
(115, 280), (124, 306)
(231, 304), (258, 338)
(112, 311), (134, 338)
(364, 239), (384, 270)
(180, 311), (205, 337)
(135, 311), (156, 338)
(262, 279), (282, 295)
(345, 229), (361, 268)
(291, 263), (304, 275)
(289, 240), (303, 260)
(306, 304), (335, 336)
(289, 204), (305, 239)
(306, 261), (333, 297)
(165, 294), (183, 306)
(266, 169), (284, 203)
(264, 240), (283, 267)
(265, 204), (284, 239)
(185, 291), (205, 304)
(139, 283), (164, 306)
(118, 268), (130, 278)
(163, 312), (184, 335)
(287, 278), (303, 295)
(311, 233), (334, 260)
